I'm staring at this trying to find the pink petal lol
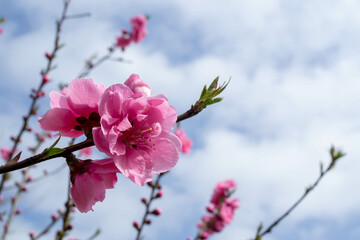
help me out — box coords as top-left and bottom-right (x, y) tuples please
(67, 79), (105, 117)
(38, 108), (80, 137)
(151, 133), (181, 174)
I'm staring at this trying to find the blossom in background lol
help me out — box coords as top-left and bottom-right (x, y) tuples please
(195, 179), (239, 238)
(116, 15), (147, 50)
(79, 146), (93, 158)
(116, 34), (132, 51)
(0, 26), (2, 34)
(175, 128), (193, 154)
(38, 78), (105, 138)
(130, 15), (147, 43)
(1, 147), (10, 161)
(69, 158), (119, 213)
(93, 74), (181, 186)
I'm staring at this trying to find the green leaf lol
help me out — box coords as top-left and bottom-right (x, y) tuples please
(44, 147), (64, 157)
(199, 85), (208, 100)
(207, 97), (223, 105)
(209, 76), (219, 91)
(0, 17), (6, 23)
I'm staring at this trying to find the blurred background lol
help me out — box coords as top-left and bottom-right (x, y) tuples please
(1, 0), (360, 239)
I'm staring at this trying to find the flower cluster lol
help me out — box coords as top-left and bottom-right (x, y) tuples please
(195, 180), (239, 239)
(116, 15), (148, 50)
(38, 74), (181, 212)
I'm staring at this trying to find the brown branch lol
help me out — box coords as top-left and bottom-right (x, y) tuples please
(0, 139), (94, 174)
(134, 173), (165, 240)
(0, 0), (72, 194)
(252, 147), (345, 240)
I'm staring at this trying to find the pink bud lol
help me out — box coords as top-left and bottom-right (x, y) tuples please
(199, 232), (209, 239)
(206, 205), (215, 213)
(45, 52), (52, 59)
(42, 74), (50, 84)
(156, 190), (163, 198)
(27, 176), (33, 182)
(141, 197), (147, 204)
(29, 231), (34, 237)
(187, 238), (194, 240)
(15, 209), (22, 215)
(0, 196), (3, 202)
(153, 208), (162, 216)
(51, 213), (58, 221)
(144, 219), (151, 224)
(27, 127), (33, 132)
(11, 196), (15, 202)
(22, 186), (28, 192)
(66, 224), (73, 230)
(133, 221), (139, 228)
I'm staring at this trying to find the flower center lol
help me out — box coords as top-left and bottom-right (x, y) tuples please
(121, 122), (156, 150)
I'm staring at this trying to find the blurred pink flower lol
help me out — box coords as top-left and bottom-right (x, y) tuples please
(116, 34), (132, 50)
(93, 74), (181, 186)
(0, 26), (2, 34)
(130, 15), (147, 43)
(196, 179), (239, 237)
(70, 158), (119, 213)
(38, 78), (105, 138)
(175, 128), (193, 154)
(210, 179), (236, 206)
(1, 147), (11, 161)
(79, 146), (93, 158)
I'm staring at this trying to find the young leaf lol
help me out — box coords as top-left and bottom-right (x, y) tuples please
(44, 147), (65, 157)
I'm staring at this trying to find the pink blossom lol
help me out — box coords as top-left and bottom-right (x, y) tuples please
(1, 147), (10, 161)
(210, 179), (236, 206)
(174, 128), (193, 154)
(196, 179), (239, 237)
(0, 27), (2, 34)
(38, 78), (105, 138)
(70, 158), (119, 213)
(116, 34), (132, 50)
(130, 15), (147, 43)
(93, 75), (181, 185)
(124, 74), (151, 97)
(79, 146), (93, 158)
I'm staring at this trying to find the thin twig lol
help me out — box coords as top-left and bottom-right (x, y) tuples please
(253, 147), (345, 240)
(134, 173), (165, 240)
(0, 0), (72, 195)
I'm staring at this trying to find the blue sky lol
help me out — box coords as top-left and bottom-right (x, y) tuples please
(1, 0), (360, 239)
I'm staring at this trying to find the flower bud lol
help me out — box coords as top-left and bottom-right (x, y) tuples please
(133, 221), (139, 229)
(141, 197), (147, 204)
(42, 74), (50, 84)
(152, 208), (162, 216)
(15, 209), (22, 215)
(51, 213), (58, 221)
(199, 232), (209, 239)
(45, 52), (52, 59)
(156, 190), (163, 198)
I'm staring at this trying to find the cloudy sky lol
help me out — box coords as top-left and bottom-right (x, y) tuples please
(1, 0), (360, 239)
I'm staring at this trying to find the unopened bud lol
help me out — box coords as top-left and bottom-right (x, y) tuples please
(144, 219), (151, 225)
(133, 221), (139, 229)
(15, 209), (22, 215)
(141, 197), (147, 204)
(156, 190), (163, 198)
(28, 231), (34, 238)
(199, 232), (209, 239)
(45, 52), (52, 59)
(51, 213), (58, 221)
(152, 208), (162, 216)
(206, 205), (215, 213)
(42, 74), (50, 84)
